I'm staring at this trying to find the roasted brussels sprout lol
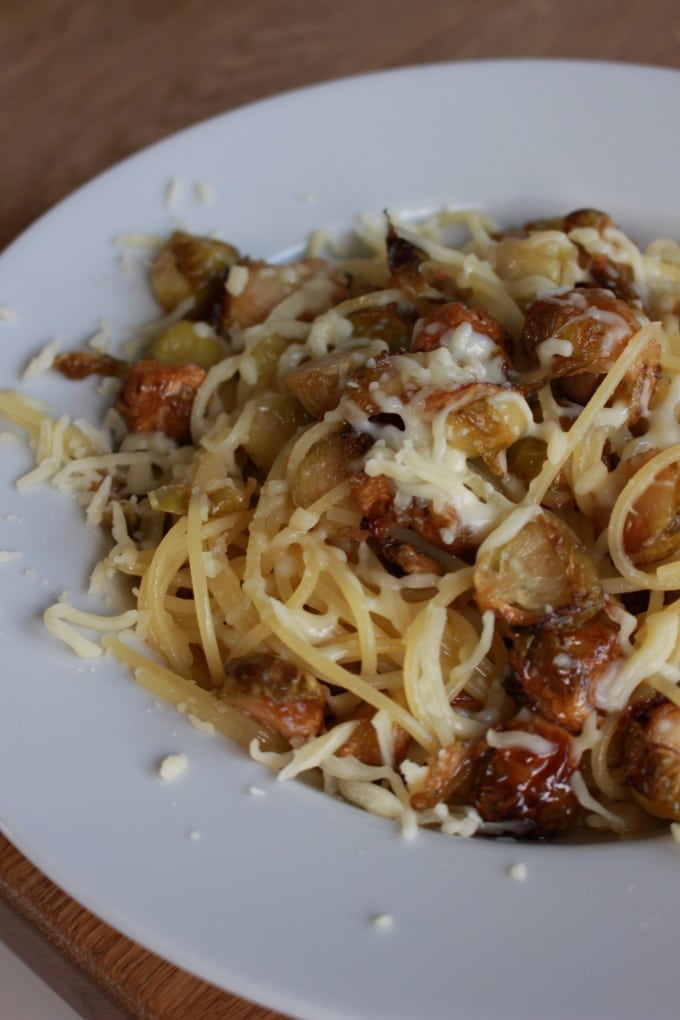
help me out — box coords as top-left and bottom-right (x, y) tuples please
(222, 258), (348, 331)
(335, 702), (411, 767)
(221, 652), (325, 744)
(243, 392), (309, 473)
(425, 382), (530, 476)
(470, 717), (578, 838)
(148, 320), (225, 369)
(506, 436), (574, 510)
(562, 208), (638, 302)
(284, 348), (369, 418)
(474, 508), (604, 628)
(291, 429), (349, 508)
(521, 287), (658, 417)
(410, 300), (512, 372)
(620, 451), (680, 566)
(150, 231), (239, 317)
(620, 695), (680, 822)
(347, 302), (417, 353)
(505, 609), (623, 733)
(115, 360), (206, 443)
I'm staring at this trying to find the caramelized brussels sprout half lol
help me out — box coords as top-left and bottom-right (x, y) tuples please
(620, 696), (680, 822)
(347, 302), (417, 353)
(150, 231), (239, 317)
(284, 348), (368, 418)
(562, 209), (638, 302)
(474, 508), (604, 628)
(411, 300), (512, 371)
(521, 287), (658, 417)
(622, 453), (680, 566)
(521, 287), (639, 378)
(505, 609), (622, 733)
(562, 208), (615, 236)
(222, 258), (348, 331)
(291, 429), (349, 508)
(115, 360), (206, 443)
(148, 320), (225, 369)
(470, 717), (578, 838)
(221, 652), (325, 744)
(425, 383), (529, 476)
(506, 437), (574, 510)
(243, 392), (309, 473)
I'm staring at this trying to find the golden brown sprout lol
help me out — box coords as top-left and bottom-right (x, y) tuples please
(562, 208), (639, 303)
(619, 451), (680, 566)
(284, 348), (369, 418)
(410, 740), (481, 812)
(335, 703), (411, 767)
(521, 287), (638, 376)
(150, 231), (239, 317)
(562, 208), (614, 235)
(521, 287), (658, 417)
(474, 508), (604, 628)
(243, 393), (309, 473)
(115, 360), (206, 443)
(347, 302), (418, 353)
(424, 382), (529, 476)
(411, 300), (512, 368)
(470, 717), (578, 838)
(620, 696), (680, 821)
(350, 468), (467, 574)
(291, 430), (349, 508)
(505, 609), (623, 733)
(148, 321), (225, 369)
(385, 222), (432, 297)
(222, 258), (348, 331)
(341, 352), (406, 418)
(505, 437), (575, 510)
(221, 653), (325, 745)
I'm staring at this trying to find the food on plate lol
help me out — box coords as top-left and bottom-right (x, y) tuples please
(4, 205), (680, 840)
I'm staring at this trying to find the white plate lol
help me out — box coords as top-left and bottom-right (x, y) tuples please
(1, 60), (680, 1020)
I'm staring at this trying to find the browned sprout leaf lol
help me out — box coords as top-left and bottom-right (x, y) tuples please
(115, 360), (206, 443)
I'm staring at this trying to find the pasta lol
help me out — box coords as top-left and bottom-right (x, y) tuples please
(4, 205), (680, 840)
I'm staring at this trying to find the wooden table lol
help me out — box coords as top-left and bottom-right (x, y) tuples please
(2, 2), (680, 1016)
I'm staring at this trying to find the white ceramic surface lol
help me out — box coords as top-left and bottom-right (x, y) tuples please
(1, 61), (679, 1020)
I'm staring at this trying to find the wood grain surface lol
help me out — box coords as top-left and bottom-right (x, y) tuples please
(3, 1), (680, 1017)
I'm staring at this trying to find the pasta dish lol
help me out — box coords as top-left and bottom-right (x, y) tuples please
(3, 206), (680, 840)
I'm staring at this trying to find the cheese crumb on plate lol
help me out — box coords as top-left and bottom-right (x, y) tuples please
(158, 753), (188, 780)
